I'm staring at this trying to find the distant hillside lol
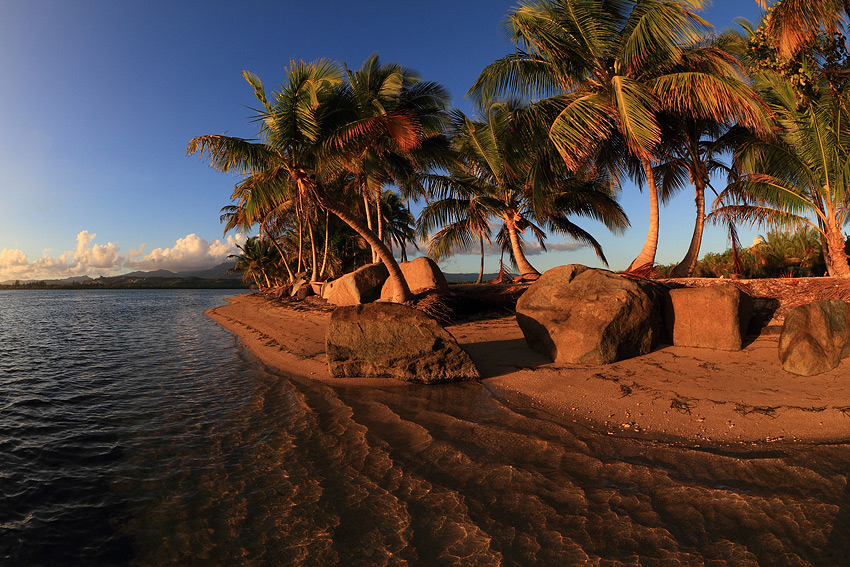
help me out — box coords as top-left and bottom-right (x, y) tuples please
(0, 262), (246, 289)
(444, 273), (500, 283)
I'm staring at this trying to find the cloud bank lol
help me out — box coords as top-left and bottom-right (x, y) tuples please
(0, 231), (246, 281)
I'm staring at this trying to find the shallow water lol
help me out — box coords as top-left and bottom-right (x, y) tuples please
(1, 290), (849, 565)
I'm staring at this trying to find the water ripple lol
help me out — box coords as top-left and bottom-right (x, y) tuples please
(2, 290), (850, 565)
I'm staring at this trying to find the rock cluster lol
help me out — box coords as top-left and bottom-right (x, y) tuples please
(778, 299), (850, 376)
(326, 303), (479, 383)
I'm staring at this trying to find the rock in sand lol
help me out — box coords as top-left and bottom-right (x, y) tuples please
(778, 299), (850, 376)
(326, 303), (479, 383)
(515, 265), (665, 364)
(665, 285), (752, 350)
(322, 263), (389, 306)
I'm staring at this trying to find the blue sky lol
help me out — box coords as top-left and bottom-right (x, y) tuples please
(0, 0), (765, 280)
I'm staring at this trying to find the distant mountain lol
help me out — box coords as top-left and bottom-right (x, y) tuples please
(119, 269), (178, 279)
(0, 275), (94, 285)
(176, 263), (239, 279)
(117, 263), (238, 280)
(444, 273), (500, 283)
(0, 262), (245, 289)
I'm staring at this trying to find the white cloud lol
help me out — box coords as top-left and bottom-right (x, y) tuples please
(127, 233), (246, 272)
(0, 231), (247, 282)
(0, 248), (28, 266)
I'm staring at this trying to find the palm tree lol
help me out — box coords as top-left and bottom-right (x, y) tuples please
(340, 54), (453, 262)
(189, 59), (433, 302)
(418, 177), (493, 284)
(471, 0), (769, 271)
(228, 236), (282, 289)
(712, 68), (850, 276)
(420, 103), (629, 280)
(379, 189), (417, 262)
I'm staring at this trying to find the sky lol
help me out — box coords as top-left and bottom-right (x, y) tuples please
(0, 0), (766, 281)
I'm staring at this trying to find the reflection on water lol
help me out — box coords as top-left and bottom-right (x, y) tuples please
(1, 290), (849, 566)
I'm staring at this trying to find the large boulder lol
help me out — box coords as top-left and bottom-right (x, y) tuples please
(326, 303), (479, 383)
(778, 299), (850, 376)
(379, 257), (449, 300)
(322, 263), (389, 306)
(665, 285), (753, 350)
(516, 265), (666, 364)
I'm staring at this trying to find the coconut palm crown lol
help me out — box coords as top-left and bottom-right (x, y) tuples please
(471, 0), (770, 271)
(419, 102), (629, 280)
(189, 57), (452, 302)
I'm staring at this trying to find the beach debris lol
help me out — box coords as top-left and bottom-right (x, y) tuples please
(778, 299), (850, 376)
(325, 302), (480, 383)
(379, 257), (448, 300)
(515, 265), (665, 364)
(664, 284), (753, 350)
(322, 263), (389, 306)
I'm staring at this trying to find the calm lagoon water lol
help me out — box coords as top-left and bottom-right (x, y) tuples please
(1, 289), (850, 566)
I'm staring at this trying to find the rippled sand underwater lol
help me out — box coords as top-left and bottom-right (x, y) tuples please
(2, 290), (849, 566)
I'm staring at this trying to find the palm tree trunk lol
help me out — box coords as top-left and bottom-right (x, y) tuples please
(670, 180), (706, 278)
(309, 222), (319, 282)
(506, 218), (540, 279)
(476, 234), (484, 284)
(376, 188), (385, 261)
(304, 178), (413, 302)
(296, 219), (304, 274)
(825, 224), (850, 276)
(261, 223), (294, 283)
(628, 157), (660, 272)
(320, 209), (330, 279)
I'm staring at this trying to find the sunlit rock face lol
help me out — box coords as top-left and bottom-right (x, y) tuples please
(326, 302), (479, 383)
(779, 299), (850, 376)
(665, 285), (753, 351)
(323, 263), (389, 306)
(379, 257), (448, 301)
(516, 265), (665, 364)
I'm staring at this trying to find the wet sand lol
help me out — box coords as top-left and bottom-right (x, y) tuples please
(207, 294), (850, 445)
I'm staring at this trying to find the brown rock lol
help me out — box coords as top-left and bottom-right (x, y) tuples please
(290, 278), (315, 300)
(326, 303), (479, 383)
(379, 257), (448, 300)
(515, 265), (665, 364)
(778, 299), (850, 376)
(323, 263), (389, 306)
(665, 285), (753, 350)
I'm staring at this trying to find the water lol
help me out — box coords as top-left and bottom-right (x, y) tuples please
(1, 290), (849, 566)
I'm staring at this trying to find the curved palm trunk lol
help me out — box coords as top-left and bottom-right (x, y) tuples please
(476, 234), (484, 284)
(628, 158), (660, 272)
(506, 218), (540, 279)
(303, 178), (413, 302)
(670, 180), (706, 278)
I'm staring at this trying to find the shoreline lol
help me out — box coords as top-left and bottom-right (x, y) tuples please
(207, 293), (850, 445)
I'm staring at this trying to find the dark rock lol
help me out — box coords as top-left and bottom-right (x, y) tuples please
(665, 285), (752, 350)
(326, 303), (479, 383)
(515, 265), (665, 364)
(379, 257), (448, 300)
(323, 263), (389, 306)
(778, 299), (850, 376)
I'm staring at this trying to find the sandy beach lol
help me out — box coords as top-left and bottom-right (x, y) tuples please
(207, 293), (850, 445)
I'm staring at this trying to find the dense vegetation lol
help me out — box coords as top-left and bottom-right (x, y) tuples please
(192, 0), (850, 294)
